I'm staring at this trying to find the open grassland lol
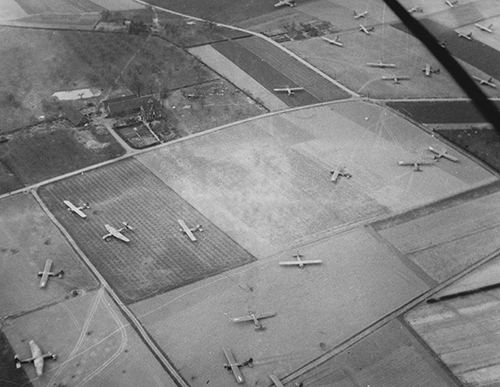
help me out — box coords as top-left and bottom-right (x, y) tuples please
(0, 193), (98, 320)
(164, 79), (267, 136)
(393, 17), (500, 82)
(406, 283), (500, 387)
(145, 0), (316, 25)
(438, 127), (500, 173)
(283, 24), (500, 99)
(39, 158), (256, 304)
(375, 189), (500, 283)
(9, 12), (101, 29)
(2, 288), (177, 387)
(211, 35), (350, 106)
(386, 100), (500, 124)
(88, 0), (144, 10)
(290, 318), (457, 386)
(237, 36), (349, 101)
(0, 0), (28, 20)
(212, 39), (320, 108)
(139, 101), (495, 257)
(189, 45), (288, 111)
(0, 120), (124, 190)
(425, 0), (499, 29)
(0, 27), (216, 132)
(14, 0), (104, 14)
(131, 227), (429, 386)
(457, 15), (500, 52)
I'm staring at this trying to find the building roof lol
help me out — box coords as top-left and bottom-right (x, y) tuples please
(103, 95), (161, 117)
(62, 105), (87, 127)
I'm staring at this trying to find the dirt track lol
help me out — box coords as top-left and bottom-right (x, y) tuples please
(3, 288), (177, 387)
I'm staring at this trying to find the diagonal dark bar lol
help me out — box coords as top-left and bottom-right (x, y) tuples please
(381, 0), (500, 132)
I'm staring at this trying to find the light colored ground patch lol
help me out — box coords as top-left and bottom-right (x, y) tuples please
(434, 255), (500, 299)
(377, 190), (500, 282)
(3, 288), (176, 387)
(0, 0), (28, 20)
(52, 88), (101, 101)
(283, 24), (500, 99)
(426, 0), (499, 29)
(138, 101), (495, 257)
(406, 286), (500, 386)
(189, 45), (288, 111)
(456, 14), (500, 52)
(413, 0), (481, 16)
(247, 0), (481, 33)
(87, 0), (144, 10)
(298, 0), (400, 28)
(74, 129), (110, 150)
(291, 318), (457, 386)
(130, 227), (428, 387)
(0, 193), (98, 319)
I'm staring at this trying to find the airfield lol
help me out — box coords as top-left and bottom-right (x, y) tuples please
(2, 0), (500, 386)
(6, 99), (497, 386)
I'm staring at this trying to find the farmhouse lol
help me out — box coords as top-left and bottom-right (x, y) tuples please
(102, 95), (162, 121)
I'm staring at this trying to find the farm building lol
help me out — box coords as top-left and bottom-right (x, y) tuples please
(62, 105), (88, 127)
(102, 95), (163, 121)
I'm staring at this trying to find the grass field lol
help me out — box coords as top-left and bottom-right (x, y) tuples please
(0, 27), (216, 133)
(89, 0), (144, 10)
(438, 127), (500, 173)
(208, 34), (352, 106)
(386, 100), (500, 124)
(0, 193), (98, 320)
(189, 45), (288, 111)
(138, 101), (496, 257)
(11, 12), (101, 29)
(39, 158), (256, 304)
(0, 119), (124, 191)
(237, 36), (350, 101)
(164, 79), (268, 135)
(290, 318), (457, 386)
(425, 0), (498, 29)
(457, 15), (500, 52)
(393, 17), (500, 82)
(2, 288), (177, 387)
(145, 0), (317, 24)
(406, 285), (500, 387)
(283, 23), (500, 99)
(0, 0), (28, 20)
(14, 0), (104, 14)
(130, 227), (429, 386)
(375, 190), (500, 282)
(212, 39), (320, 108)
(0, 159), (22, 193)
